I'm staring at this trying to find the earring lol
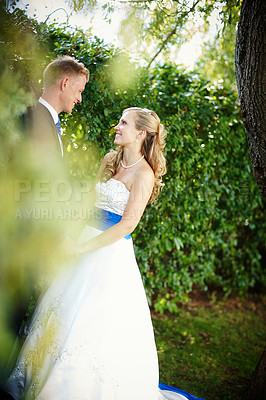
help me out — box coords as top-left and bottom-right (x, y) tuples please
(136, 138), (139, 143)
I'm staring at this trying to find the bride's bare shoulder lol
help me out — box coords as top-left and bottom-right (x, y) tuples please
(134, 164), (155, 186)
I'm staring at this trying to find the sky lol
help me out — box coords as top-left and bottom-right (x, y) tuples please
(17, 0), (124, 45)
(15, 0), (222, 69)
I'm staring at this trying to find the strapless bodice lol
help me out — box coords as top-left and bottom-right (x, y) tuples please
(95, 178), (130, 216)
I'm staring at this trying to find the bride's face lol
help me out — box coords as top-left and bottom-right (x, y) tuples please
(114, 111), (139, 146)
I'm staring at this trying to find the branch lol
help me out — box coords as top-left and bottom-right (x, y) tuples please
(146, 24), (179, 69)
(146, 0), (201, 69)
(44, 8), (70, 24)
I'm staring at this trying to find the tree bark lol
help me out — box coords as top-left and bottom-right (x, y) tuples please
(244, 346), (266, 400)
(236, 2), (266, 396)
(235, 0), (266, 200)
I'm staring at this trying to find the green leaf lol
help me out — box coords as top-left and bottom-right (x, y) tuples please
(174, 237), (184, 250)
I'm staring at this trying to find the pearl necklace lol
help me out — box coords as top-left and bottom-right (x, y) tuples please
(121, 155), (144, 169)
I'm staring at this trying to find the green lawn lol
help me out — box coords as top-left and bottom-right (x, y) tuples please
(152, 294), (266, 400)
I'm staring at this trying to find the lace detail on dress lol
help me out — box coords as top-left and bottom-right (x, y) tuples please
(8, 295), (64, 399)
(95, 179), (130, 215)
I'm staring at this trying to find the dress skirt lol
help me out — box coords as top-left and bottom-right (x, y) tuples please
(7, 226), (159, 400)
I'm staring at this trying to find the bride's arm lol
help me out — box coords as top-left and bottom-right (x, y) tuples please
(77, 169), (154, 254)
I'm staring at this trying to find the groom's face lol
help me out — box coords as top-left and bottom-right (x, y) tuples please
(61, 74), (87, 114)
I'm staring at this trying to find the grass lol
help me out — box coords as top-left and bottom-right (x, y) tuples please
(152, 292), (266, 400)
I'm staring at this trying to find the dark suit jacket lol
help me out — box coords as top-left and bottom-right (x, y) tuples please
(13, 103), (67, 340)
(24, 102), (63, 161)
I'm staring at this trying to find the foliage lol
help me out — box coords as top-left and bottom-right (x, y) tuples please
(0, 4), (59, 371)
(195, 3), (240, 90)
(0, 7), (265, 324)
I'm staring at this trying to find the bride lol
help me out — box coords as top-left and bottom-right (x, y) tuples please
(5, 107), (205, 400)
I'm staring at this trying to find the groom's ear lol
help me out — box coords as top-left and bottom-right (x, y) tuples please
(61, 77), (69, 92)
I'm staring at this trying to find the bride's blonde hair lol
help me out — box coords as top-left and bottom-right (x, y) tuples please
(102, 107), (167, 203)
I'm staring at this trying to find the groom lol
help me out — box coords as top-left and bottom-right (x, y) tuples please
(14, 56), (90, 339)
(21, 53), (89, 307)
(25, 55), (89, 162)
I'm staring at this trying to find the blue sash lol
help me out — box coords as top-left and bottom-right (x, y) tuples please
(92, 207), (132, 240)
(159, 382), (206, 400)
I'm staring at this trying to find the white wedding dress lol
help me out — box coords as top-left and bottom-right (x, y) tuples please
(5, 179), (205, 400)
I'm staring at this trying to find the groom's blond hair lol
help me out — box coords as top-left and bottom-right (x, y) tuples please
(43, 56), (89, 89)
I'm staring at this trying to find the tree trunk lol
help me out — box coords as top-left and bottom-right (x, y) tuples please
(235, 0), (266, 200)
(244, 346), (266, 400)
(236, 1), (266, 397)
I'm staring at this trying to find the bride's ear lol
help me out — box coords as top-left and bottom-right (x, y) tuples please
(138, 129), (146, 140)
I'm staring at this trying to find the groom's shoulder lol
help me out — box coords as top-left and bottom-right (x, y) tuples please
(21, 102), (54, 134)
(25, 102), (52, 123)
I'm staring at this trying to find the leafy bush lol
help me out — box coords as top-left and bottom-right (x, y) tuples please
(134, 65), (265, 311)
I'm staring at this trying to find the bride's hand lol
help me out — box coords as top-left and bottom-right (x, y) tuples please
(59, 237), (84, 258)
